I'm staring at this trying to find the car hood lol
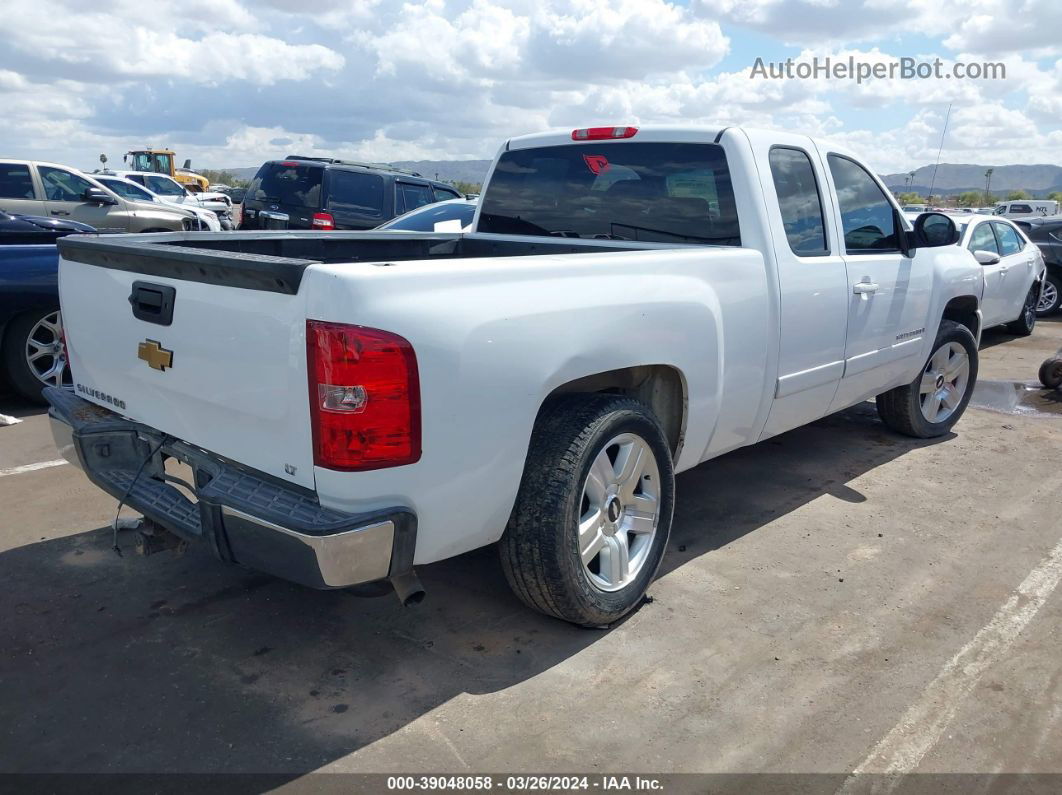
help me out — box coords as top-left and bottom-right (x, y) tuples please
(7, 212), (97, 233)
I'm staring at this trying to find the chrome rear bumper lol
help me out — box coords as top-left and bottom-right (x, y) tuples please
(45, 387), (417, 590)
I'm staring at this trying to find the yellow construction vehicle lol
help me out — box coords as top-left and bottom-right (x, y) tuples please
(123, 149), (210, 193)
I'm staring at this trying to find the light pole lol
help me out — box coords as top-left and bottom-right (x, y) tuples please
(985, 168), (994, 207)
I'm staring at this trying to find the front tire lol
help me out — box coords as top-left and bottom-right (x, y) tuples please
(876, 320), (978, 438)
(1006, 282), (1039, 336)
(500, 395), (675, 627)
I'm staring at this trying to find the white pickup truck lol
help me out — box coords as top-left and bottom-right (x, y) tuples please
(47, 126), (983, 626)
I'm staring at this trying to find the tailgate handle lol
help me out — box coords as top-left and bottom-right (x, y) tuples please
(128, 281), (176, 326)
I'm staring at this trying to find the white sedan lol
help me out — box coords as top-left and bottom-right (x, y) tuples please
(93, 175), (222, 231)
(954, 214), (1046, 335)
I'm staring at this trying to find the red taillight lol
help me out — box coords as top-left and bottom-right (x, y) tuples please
(312, 211), (335, 230)
(306, 320), (421, 471)
(571, 126), (638, 141)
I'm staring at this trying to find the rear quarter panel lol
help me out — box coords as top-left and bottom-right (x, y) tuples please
(304, 244), (769, 564)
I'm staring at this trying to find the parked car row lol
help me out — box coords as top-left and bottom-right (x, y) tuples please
(0, 160), (204, 233)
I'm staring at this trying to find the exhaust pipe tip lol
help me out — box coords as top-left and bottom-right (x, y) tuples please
(390, 571), (425, 607)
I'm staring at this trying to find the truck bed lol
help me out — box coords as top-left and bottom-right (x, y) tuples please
(57, 231), (682, 295)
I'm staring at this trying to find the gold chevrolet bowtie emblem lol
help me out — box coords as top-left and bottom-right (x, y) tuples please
(138, 339), (173, 371)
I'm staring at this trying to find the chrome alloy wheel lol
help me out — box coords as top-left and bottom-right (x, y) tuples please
(919, 341), (970, 424)
(578, 433), (660, 593)
(25, 310), (70, 388)
(1037, 279), (1057, 314)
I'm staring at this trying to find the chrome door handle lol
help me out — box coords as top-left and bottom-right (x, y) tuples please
(853, 282), (879, 294)
(50, 210), (70, 216)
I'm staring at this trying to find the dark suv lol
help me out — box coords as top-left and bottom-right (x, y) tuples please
(1014, 216), (1062, 315)
(240, 156), (463, 231)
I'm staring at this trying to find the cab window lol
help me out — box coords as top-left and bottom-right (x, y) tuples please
(38, 166), (95, 201)
(769, 147), (828, 256)
(827, 154), (898, 253)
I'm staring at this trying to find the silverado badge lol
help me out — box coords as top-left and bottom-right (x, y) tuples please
(138, 339), (174, 371)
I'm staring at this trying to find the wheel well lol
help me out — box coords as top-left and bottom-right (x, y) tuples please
(545, 365), (687, 458)
(941, 296), (980, 340)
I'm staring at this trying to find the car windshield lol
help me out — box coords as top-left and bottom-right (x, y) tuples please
(144, 175), (186, 197)
(478, 141), (740, 245)
(249, 162), (323, 208)
(100, 178), (153, 202)
(380, 201), (477, 231)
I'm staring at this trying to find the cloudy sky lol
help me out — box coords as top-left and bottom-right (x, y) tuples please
(1, 0), (1060, 174)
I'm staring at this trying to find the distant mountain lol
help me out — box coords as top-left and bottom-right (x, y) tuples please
(214, 160), (492, 187)
(882, 163), (1062, 198)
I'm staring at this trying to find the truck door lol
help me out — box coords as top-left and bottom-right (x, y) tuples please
(744, 132), (850, 438)
(819, 151), (933, 410)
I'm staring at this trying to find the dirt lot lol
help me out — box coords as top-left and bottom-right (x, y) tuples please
(2, 320), (1061, 784)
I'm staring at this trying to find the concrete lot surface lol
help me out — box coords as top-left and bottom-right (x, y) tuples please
(1, 320), (1061, 783)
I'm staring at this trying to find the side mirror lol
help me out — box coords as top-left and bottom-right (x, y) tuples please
(914, 212), (958, 247)
(82, 187), (118, 205)
(973, 249), (1001, 266)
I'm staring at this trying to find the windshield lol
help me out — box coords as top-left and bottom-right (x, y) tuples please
(100, 178), (153, 202)
(248, 162), (323, 208)
(478, 142), (740, 245)
(144, 175), (186, 197)
(381, 200), (477, 231)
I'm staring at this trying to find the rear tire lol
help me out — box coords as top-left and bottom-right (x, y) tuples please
(1006, 282), (1039, 336)
(1036, 273), (1061, 317)
(500, 394), (675, 627)
(875, 320), (978, 438)
(1, 308), (69, 403)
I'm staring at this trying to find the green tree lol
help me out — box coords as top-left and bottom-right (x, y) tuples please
(451, 180), (481, 196)
(896, 191), (925, 205)
(957, 191), (983, 207)
(199, 169), (249, 188)
(1005, 189), (1032, 201)
(1048, 192), (1062, 204)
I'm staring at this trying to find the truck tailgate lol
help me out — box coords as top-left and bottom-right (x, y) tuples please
(58, 248), (317, 491)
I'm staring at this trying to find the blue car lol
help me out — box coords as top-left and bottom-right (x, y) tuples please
(0, 210), (95, 402)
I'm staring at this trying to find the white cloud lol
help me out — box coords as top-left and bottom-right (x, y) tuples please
(0, 0), (1059, 176)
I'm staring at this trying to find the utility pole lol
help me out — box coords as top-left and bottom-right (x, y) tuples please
(985, 168), (994, 207)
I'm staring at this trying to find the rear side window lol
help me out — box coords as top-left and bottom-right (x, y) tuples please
(0, 164), (35, 199)
(327, 170), (384, 217)
(1009, 204), (1032, 214)
(396, 182), (434, 215)
(968, 222), (999, 255)
(479, 142), (740, 245)
(248, 162), (323, 209)
(827, 154), (898, 252)
(994, 222), (1023, 256)
(769, 147), (828, 255)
